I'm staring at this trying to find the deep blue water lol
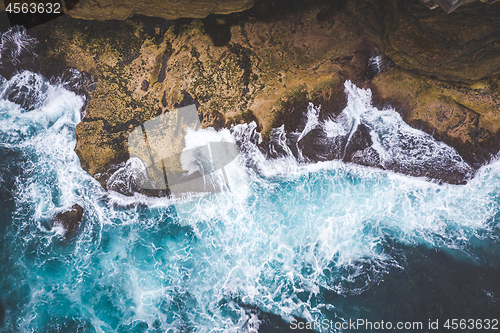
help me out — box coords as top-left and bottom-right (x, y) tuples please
(0, 30), (500, 333)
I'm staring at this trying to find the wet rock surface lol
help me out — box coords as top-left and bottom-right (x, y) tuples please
(370, 68), (500, 168)
(52, 204), (84, 238)
(269, 85), (475, 185)
(419, 0), (499, 13)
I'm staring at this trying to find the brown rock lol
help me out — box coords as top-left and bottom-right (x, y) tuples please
(65, 0), (255, 20)
(28, 0), (382, 187)
(385, 0), (500, 81)
(52, 204), (84, 238)
(20, 0), (500, 188)
(371, 67), (500, 166)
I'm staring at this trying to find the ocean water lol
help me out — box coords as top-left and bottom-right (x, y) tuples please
(1, 28), (500, 333)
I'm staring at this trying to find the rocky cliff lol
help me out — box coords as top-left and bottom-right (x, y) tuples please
(64, 0), (255, 20)
(374, 0), (500, 166)
(9, 0), (500, 188)
(2, 0), (496, 19)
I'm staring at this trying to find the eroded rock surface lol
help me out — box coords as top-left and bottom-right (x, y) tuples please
(385, 0), (500, 82)
(17, 0), (500, 187)
(371, 68), (500, 167)
(65, 0), (255, 20)
(28, 0), (379, 186)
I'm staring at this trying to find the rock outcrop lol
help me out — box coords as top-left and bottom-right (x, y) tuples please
(3, 0), (496, 19)
(0, 0), (254, 21)
(14, 0), (500, 188)
(52, 204), (84, 238)
(371, 68), (500, 168)
(419, 0), (498, 12)
(28, 0), (379, 187)
(64, 0), (255, 20)
(385, 0), (500, 82)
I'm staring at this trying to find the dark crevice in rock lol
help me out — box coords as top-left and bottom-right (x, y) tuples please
(172, 18), (195, 36)
(0, 12), (11, 33)
(83, 116), (141, 135)
(129, 15), (172, 44)
(161, 91), (168, 107)
(228, 43), (253, 88)
(316, 0), (347, 23)
(202, 14), (232, 47)
(174, 90), (200, 110)
(157, 46), (171, 83)
(365, 53), (395, 79)
(343, 123), (373, 162)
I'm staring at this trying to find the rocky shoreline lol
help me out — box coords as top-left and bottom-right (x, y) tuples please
(2, 0), (500, 190)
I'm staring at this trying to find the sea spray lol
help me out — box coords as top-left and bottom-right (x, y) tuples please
(0, 71), (51, 111)
(367, 52), (393, 79)
(0, 25), (36, 66)
(0, 68), (498, 332)
(293, 81), (474, 183)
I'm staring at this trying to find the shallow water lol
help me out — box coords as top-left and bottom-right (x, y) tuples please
(0, 29), (499, 333)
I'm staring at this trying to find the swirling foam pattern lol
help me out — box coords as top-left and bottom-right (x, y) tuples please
(0, 70), (499, 333)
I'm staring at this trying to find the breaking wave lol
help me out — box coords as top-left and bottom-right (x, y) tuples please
(0, 47), (499, 331)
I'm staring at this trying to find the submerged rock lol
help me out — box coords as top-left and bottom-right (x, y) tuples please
(52, 204), (84, 238)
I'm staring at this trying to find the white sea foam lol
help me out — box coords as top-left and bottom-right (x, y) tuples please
(323, 118), (347, 138)
(184, 127), (235, 150)
(1, 73), (499, 332)
(368, 55), (385, 75)
(0, 25), (37, 66)
(297, 103), (320, 143)
(181, 127), (237, 182)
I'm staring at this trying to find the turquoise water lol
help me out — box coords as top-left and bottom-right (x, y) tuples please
(1, 60), (500, 332)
